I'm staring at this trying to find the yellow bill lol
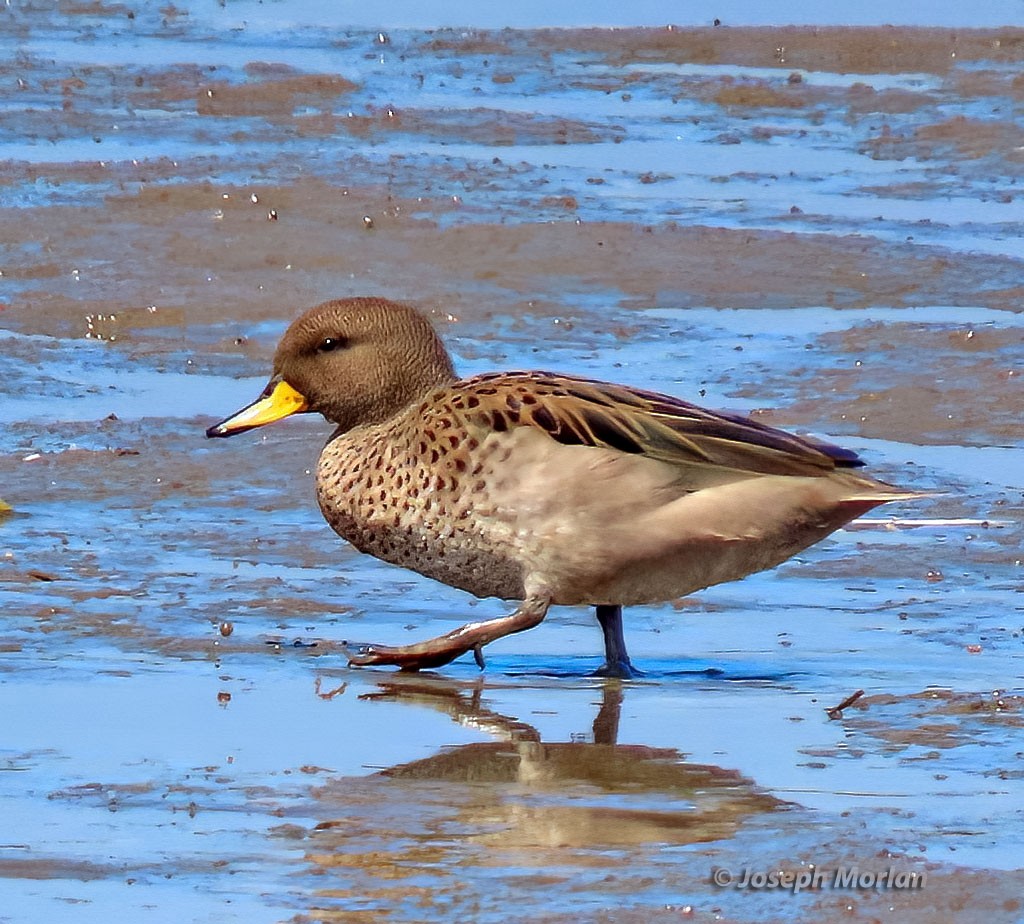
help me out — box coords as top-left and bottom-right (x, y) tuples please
(206, 378), (308, 438)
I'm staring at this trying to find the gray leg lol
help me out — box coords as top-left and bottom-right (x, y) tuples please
(593, 604), (642, 678)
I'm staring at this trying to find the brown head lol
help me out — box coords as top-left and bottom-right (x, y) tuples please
(206, 297), (457, 437)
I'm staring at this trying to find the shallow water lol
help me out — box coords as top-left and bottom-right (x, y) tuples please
(1, 4), (1023, 923)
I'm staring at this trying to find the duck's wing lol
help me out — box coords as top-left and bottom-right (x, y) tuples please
(459, 371), (862, 478)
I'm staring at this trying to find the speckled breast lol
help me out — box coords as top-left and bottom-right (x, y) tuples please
(314, 414), (527, 601)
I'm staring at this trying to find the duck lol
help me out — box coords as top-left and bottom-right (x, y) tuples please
(206, 297), (917, 676)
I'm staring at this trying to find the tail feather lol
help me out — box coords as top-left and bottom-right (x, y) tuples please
(845, 490), (928, 503)
(842, 489), (936, 504)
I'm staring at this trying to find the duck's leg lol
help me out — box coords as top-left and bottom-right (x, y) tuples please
(592, 604), (642, 678)
(341, 596), (550, 672)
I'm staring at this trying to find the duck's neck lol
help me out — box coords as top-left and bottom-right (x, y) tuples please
(377, 345), (457, 422)
(326, 346), (457, 432)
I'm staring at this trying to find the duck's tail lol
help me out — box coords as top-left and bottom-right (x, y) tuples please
(838, 488), (937, 519)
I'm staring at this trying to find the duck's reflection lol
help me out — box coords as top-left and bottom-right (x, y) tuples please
(311, 675), (784, 853)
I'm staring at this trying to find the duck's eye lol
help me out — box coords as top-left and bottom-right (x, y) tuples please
(317, 337), (347, 354)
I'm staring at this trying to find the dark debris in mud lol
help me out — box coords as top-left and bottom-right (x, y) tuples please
(846, 688), (1024, 753)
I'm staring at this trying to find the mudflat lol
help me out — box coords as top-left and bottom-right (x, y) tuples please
(1, 7), (1022, 922)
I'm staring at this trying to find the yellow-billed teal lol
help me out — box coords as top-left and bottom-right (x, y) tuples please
(207, 297), (917, 676)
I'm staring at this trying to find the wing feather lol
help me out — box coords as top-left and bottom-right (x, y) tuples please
(462, 372), (861, 478)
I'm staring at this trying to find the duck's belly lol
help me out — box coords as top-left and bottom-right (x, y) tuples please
(347, 521), (526, 600)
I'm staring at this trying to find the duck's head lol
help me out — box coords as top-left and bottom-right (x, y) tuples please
(206, 297), (456, 438)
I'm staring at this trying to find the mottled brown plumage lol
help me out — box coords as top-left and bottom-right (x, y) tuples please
(207, 297), (918, 675)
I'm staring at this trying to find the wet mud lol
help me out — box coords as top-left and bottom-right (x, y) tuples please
(1, 5), (1023, 923)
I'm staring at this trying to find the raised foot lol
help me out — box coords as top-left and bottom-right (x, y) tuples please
(339, 597), (551, 673)
(339, 640), (469, 672)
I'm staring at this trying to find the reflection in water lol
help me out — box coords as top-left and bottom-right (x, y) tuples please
(300, 677), (784, 917)
(372, 676), (783, 844)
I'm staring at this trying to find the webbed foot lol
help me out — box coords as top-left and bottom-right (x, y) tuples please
(340, 640), (466, 671)
(591, 659), (644, 680)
